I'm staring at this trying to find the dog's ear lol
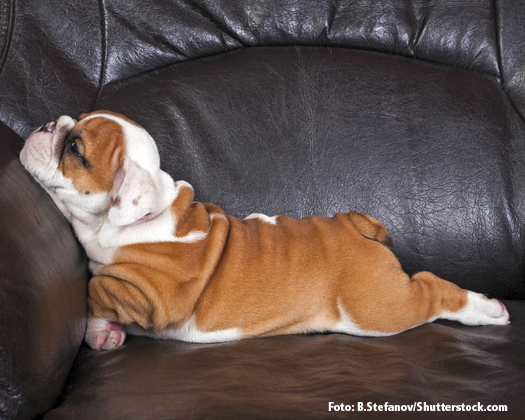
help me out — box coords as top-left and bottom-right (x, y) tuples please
(78, 113), (89, 121)
(107, 157), (158, 226)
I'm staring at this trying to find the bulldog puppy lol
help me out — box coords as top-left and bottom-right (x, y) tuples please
(20, 111), (510, 350)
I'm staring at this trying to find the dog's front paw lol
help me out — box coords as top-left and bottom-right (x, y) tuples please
(86, 317), (126, 351)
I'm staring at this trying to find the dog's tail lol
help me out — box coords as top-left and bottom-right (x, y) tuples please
(348, 211), (394, 248)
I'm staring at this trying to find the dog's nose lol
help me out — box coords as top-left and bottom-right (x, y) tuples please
(39, 120), (57, 133)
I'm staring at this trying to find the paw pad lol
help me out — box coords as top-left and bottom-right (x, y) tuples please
(86, 319), (127, 351)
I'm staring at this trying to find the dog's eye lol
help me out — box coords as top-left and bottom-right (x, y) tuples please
(69, 140), (82, 158)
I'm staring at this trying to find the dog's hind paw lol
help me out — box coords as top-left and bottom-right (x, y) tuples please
(86, 317), (126, 351)
(441, 292), (510, 326)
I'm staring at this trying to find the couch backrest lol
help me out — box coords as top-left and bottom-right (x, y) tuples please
(1, 1), (525, 294)
(2, 1), (525, 135)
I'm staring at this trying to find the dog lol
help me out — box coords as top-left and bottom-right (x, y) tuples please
(20, 111), (510, 351)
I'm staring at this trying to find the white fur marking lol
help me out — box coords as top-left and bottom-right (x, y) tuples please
(173, 230), (208, 243)
(331, 300), (392, 337)
(440, 291), (510, 325)
(127, 315), (241, 343)
(244, 213), (278, 225)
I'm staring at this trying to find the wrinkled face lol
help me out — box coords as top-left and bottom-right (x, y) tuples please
(20, 111), (161, 225)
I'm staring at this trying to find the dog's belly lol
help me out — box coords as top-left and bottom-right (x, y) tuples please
(125, 302), (390, 342)
(125, 316), (241, 343)
(126, 312), (345, 342)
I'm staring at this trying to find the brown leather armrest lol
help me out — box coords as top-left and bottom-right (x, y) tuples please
(0, 121), (88, 420)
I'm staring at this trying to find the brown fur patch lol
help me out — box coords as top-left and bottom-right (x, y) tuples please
(59, 117), (126, 194)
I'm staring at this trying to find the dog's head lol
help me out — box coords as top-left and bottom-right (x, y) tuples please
(20, 111), (167, 226)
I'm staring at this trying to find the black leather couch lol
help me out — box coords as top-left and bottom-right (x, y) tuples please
(1, 1), (525, 419)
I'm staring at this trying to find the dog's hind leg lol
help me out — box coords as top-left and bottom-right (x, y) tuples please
(335, 270), (509, 337)
(409, 271), (510, 326)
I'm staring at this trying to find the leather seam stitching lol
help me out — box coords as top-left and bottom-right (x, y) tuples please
(92, 0), (109, 111)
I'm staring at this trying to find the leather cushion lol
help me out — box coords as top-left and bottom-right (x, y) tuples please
(45, 300), (525, 420)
